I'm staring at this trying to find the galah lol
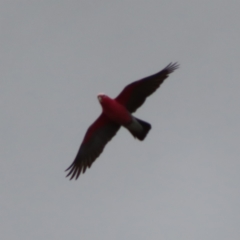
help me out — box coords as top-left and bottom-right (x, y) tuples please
(66, 62), (179, 180)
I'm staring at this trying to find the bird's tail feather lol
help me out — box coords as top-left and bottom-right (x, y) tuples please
(126, 117), (151, 141)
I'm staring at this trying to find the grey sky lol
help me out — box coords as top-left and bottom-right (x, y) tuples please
(1, 1), (240, 239)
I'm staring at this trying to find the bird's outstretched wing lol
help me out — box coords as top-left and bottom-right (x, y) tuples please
(66, 113), (120, 180)
(115, 62), (179, 113)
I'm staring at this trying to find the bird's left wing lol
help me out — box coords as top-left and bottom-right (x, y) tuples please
(115, 62), (179, 113)
(66, 113), (120, 180)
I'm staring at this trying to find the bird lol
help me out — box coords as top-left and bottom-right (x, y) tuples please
(66, 62), (179, 180)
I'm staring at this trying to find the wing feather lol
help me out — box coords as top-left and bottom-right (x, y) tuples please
(65, 113), (120, 180)
(115, 62), (179, 113)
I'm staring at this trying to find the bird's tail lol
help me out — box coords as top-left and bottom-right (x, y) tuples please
(126, 117), (151, 141)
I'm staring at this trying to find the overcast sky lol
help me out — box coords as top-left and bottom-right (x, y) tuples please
(1, 1), (240, 239)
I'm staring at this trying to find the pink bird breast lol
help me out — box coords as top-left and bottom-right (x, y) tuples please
(98, 94), (132, 125)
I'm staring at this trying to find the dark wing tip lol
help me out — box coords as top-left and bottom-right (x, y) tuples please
(65, 152), (101, 180)
(163, 62), (180, 74)
(65, 163), (83, 180)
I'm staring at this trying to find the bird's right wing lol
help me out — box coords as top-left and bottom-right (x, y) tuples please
(66, 113), (120, 180)
(115, 62), (179, 113)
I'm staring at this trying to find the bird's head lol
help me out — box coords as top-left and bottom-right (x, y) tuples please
(97, 93), (107, 103)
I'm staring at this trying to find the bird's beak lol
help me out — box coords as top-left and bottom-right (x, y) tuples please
(97, 96), (102, 102)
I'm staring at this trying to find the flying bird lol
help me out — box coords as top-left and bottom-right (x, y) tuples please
(66, 62), (179, 179)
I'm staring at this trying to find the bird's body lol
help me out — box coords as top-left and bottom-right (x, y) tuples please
(66, 62), (179, 180)
(98, 93), (152, 141)
(98, 94), (132, 125)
